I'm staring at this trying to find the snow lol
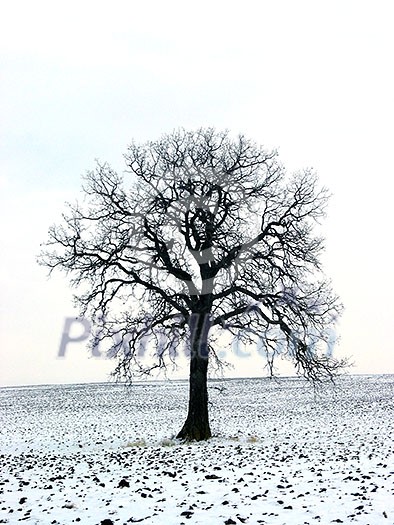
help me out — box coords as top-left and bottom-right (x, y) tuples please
(0, 375), (393, 524)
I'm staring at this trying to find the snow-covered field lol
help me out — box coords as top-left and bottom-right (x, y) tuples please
(0, 375), (393, 525)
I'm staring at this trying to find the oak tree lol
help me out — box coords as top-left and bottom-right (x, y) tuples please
(39, 128), (345, 441)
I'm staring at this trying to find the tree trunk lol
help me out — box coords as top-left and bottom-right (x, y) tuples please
(177, 313), (212, 441)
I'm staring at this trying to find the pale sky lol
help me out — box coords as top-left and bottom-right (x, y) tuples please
(1, 0), (394, 386)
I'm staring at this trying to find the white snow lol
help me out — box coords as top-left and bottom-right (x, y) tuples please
(0, 375), (393, 524)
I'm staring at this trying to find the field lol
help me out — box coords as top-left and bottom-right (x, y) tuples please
(0, 375), (393, 524)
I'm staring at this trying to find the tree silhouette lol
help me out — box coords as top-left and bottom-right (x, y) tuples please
(39, 128), (345, 440)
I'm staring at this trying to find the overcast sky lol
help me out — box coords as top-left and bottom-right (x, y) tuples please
(1, 0), (394, 386)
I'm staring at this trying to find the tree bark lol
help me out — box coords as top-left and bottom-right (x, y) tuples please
(177, 313), (212, 441)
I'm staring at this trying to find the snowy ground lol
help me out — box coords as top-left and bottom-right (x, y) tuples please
(0, 375), (393, 525)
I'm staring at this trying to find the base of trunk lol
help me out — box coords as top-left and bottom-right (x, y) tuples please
(176, 418), (212, 441)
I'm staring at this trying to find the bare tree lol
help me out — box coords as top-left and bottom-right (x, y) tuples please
(39, 128), (346, 441)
